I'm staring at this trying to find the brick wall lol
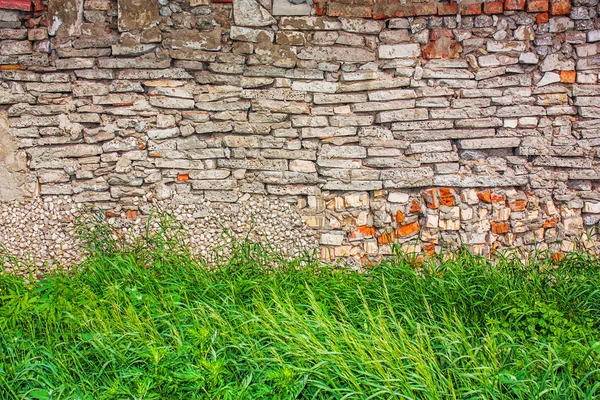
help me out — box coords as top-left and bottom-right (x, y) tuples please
(0, 0), (599, 263)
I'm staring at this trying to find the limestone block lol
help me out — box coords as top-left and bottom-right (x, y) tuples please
(117, 0), (159, 32)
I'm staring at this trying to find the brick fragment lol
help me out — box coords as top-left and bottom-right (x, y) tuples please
(477, 189), (492, 203)
(423, 189), (440, 209)
(395, 221), (420, 238)
(559, 70), (576, 83)
(422, 243), (435, 257)
(536, 12), (549, 23)
(439, 188), (455, 207)
(177, 173), (189, 182)
(396, 211), (405, 223)
(350, 226), (376, 240)
(409, 200), (421, 214)
(508, 200), (526, 212)
(127, 210), (138, 219)
(377, 232), (394, 245)
(490, 222), (510, 234)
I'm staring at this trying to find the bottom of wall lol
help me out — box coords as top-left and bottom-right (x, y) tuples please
(0, 187), (598, 276)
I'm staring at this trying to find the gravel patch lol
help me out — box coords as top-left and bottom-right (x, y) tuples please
(0, 196), (319, 277)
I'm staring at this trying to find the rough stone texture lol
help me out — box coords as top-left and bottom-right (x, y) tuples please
(117, 0), (159, 32)
(0, 110), (35, 201)
(0, 0), (599, 268)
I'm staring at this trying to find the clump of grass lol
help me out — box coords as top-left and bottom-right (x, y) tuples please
(0, 211), (599, 399)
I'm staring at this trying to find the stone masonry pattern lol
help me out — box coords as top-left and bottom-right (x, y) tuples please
(0, 0), (599, 267)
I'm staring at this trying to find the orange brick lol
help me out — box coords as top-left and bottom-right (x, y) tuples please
(395, 221), (420, 238)
(527, 0), (548, 12)
(423, 188), (440, 209)
(505, 0), (525, 10)
(536, 12), (549, 23)
(484, 1), (504, 14)
(177, 173), (189, 182)
(560, 70), (576, 83)
(543, 218), (557, 228)
(508, 200), (526, 212)
(106, 211), (119, 218)
(349, 226), (376, 240)
(477, 189), (492, 203)
(550, 0), (570, 15)
(491, 221), (510, 234)
(396, 211), (405, 223)
(423, 243), (436, 257)
(491, 193), (505, 204)
(409, 200), (422, 214)
(126, 210), (138, 219)
(0, 65), (26, 70)
(377, 232), (394, 245)
(439, 188), (455, 207)
(551, 252), (565, 264)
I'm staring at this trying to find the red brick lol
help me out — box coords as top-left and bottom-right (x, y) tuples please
(459, 2), (482, 15)
(505, 0), (525, 10)
(560, 70), (576, 83)
(550, 0), (570, 15)
(395, 221), (420, 238)
(527, 0), (548, 12)
(315, 1), (327, 16)
(484, 1), (504, 14)
(490, 221), (510, 234)
(437, 2), (459, 15)
(0, 0), (31, 11)
(127, 210), (138, 219)
(414, 2), (437, 15)
(373, 1), (415, 18)
(106, 211), (119, 218)
(536, 12), (549, 23)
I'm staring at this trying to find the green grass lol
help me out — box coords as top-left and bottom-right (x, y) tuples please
(1, 213), (600, 399)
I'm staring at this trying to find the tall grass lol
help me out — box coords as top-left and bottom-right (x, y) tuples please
(0, 212), (599, 399)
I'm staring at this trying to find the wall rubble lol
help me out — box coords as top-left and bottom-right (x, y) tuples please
(0, 0), (599, 264)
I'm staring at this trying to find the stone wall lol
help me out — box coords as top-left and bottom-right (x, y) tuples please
(0, 0), (599, 266)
